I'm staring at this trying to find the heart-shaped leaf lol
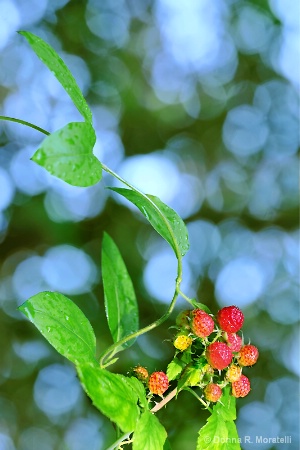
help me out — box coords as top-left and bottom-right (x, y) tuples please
(20, 31), (92, 123)
(18, 291), (96, 365)
(31, 121), (102, 187)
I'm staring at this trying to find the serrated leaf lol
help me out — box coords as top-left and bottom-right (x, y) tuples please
(125, 377), (148, 409)
(20, 31), (92, 123)
(18, 291), (96, 364)
(109, 188), (189, 258)
(32, 121), (101, 187)
(197, 411), (241, 450)
(101, 233), (139, 352)
(133, 411), (167, 450)
(76, 363), (140, 432)
(166, 357), (186, 381)
(177, 364), (202, 391)
(214, 386), (236, 421)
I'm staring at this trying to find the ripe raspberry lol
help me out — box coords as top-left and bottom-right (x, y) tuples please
(191, 309), (214, 338)
(148, 371), (169, 396)
(174, 334), (193, 351)
(206, 342), (233, 370)
(204, 383), (222, 402)
(176, 310), (191, 330)
(226, 364), (242, 382)
(223, 332), (243, 352)
(238, 344), (259, 367)
(132, 366), (149, 383)
(232, 375), (251, 398)
(217, 306), (244, 333)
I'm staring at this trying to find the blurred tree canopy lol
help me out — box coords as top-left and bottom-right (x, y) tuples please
(0, 1), (299, 449)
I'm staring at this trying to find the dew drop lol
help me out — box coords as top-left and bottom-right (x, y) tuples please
(47, 326), (51, 333)
(65, 315), (69, 321)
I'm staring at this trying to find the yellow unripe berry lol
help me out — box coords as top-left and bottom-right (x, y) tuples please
(226, 364), (242, 382)
(174, 335), (193, 351)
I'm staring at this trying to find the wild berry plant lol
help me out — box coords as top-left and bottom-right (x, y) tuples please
(1, 32), (259, 450)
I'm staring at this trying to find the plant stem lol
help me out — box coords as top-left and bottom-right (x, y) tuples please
(185, 387), (213, 413)
(0, 115), (186, 368)
(99, 268), (182, 367)
(99, 163), (185, 367)
(0, 115), (50, 136)
(150, 387), (177, 413)
(105, 431), (132, 450)
(178, 289), (195, 306)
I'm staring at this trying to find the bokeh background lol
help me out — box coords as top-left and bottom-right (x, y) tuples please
(0, 0), (299, 449)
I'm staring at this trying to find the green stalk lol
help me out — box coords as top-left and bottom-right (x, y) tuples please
(99, 261), (182, 367)
(0, 116), (50, 136)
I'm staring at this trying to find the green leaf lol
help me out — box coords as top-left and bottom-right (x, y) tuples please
(101, 232), (139, 351)
(76, 363), (140, 432)
(166, 357), (186, 381)
(190, 299), (212, 314)
(18, 291), (96, 364)
(197, 412), (241, 450)
(133, 411), (167, 450)
(31, 121), (101, 187)
(109, 188), (189, 258)
(177, 364), (202, 391)
(124, 377), (148, 409)
(20, 31), (92, 123)
(214, 386), (236, 421)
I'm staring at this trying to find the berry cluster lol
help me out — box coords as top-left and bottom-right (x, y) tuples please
(172, 305), (258, 402)
(131, 305), (258, 406)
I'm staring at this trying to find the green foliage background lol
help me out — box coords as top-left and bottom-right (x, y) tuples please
(0, 1), (299, 449)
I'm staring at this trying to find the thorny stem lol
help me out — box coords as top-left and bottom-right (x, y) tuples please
(150, 387), (178, 413)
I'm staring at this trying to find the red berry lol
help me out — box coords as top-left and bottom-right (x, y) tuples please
(217, 306), (244, 333)
(223, 332), (243, 352)
(132, 366), (149, 383)
(204, 383), (222, 402)
(191, 309), (214, 338)
(148, 371), (169, 396)
(206, 342), (233, 370)
(238, 344), (259, 367)
(232, 375), (251, 398)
